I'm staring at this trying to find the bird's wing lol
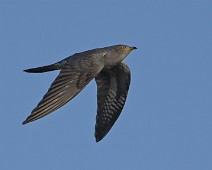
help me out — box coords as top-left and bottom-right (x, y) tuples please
(23, 58), (104, 124)
(95, 62), (131, 142)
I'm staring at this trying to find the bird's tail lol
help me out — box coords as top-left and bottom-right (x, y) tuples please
(24, 63), (61, 73)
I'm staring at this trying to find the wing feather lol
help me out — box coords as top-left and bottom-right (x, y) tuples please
(95, 62), (131, 142)
(23, 62), (103, 125)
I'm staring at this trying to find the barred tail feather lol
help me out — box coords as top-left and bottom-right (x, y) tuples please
(24, 64), (60, 73)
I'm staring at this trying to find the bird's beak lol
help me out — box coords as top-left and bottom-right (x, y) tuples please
(125, 46), (137, 51)
(131, 46), (137, 50)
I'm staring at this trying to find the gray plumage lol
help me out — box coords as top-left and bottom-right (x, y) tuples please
(22, 44), (137, 142)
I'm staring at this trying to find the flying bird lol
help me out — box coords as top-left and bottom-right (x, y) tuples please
(22, 44), (137, 142)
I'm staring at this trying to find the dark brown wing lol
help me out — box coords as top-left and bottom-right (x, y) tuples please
(95, 62), (131, 142)
(23, 59), (103, 125)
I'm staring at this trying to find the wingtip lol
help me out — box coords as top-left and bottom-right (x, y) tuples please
(95, 133), (104, 143)
(22, 119), (29, 125)
(95, 137), (100, 143)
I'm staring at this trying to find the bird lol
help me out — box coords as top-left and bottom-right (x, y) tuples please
(22, 44), (137, 142)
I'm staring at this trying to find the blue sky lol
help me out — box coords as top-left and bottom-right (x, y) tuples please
(1, 0), (211, 169)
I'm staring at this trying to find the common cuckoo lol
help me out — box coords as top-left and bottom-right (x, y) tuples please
(22, 44), (137, 142)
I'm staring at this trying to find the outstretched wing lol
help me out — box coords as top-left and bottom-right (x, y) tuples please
(23, 57), (103, 125)
(95, 62), (131, 142)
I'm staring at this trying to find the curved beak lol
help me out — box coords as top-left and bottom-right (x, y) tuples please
(125, 46), (137, 51)
(131, 46), (137, 50)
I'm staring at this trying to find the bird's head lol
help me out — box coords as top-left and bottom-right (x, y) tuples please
(114, 44), (137, 55)
(116, 45), (137, 52)
(112, 44), (137, 60)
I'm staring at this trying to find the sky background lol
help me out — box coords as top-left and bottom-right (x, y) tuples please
(0, 0), (211, 170)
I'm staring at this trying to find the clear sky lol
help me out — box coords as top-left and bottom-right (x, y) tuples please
(1, 0), (211, 170)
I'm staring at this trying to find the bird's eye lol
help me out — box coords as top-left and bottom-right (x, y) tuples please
(120, 46), (124, 50)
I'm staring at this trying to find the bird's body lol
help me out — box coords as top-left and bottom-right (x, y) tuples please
(23, 44), (137, 142)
